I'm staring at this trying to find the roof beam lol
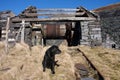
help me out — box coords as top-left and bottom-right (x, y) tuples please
(23, 12), (85, 17)
(35, 8), (79, 12)
(12, 17), (97, 22)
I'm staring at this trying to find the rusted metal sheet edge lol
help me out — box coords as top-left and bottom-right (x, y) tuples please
(11, 17), (96, 22)
(79, 49), (106, 80)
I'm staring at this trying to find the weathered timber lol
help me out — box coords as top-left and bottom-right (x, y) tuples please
(21, 20), (25, 43)
(1, 6), (98, 46)
(12, 17), (97, 23)
(36, 8), (78, 11)
(0, 20), (7, 22)
(5, 17), (10, 54)
(23, 12), (85, 17)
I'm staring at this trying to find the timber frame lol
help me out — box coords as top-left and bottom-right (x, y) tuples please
(1, 6), (98, 47)
(11, 6), (98, 23)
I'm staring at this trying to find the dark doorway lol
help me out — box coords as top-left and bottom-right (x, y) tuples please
(71, 21), (82, 46)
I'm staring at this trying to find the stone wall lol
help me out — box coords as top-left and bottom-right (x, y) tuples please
(80, 20), (102, 46)
(96, 6), (120, 48)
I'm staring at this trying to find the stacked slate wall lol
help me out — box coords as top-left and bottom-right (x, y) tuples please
(80, 20), (102, 46)
(96, 6), (120, 48)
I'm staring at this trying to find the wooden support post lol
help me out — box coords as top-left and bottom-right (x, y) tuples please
(41, 38), (44, 46)
(15, 26), (23, 41)
(21, 20), (25, 43)
(5, 17), (10, 54)
(79, 21), (82, 45)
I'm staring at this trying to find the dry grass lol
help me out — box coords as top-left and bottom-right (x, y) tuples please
(0, 42), (76, 80)
(1, 41), (119, 80)
(79, 45), (120, 80)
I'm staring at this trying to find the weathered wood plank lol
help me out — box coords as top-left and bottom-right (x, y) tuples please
(5, 17), (10, 54)
(23, 12), (85, 17)
(36, 8), (78, 12)
(12, 17), (97, 22)
(0, 20), (7, 22)
(21, 20), (25, 43)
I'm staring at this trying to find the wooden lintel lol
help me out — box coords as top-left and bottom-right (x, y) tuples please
(12, 17), (96, 23)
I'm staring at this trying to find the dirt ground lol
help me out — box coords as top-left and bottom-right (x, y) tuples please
(0, 42), (120, 80)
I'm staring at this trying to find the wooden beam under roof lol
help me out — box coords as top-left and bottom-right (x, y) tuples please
(0, 20), (7, 22)
(11, 17), (97, 23)
(34, 8), (79, 12)
(23, 12), (85, 17)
